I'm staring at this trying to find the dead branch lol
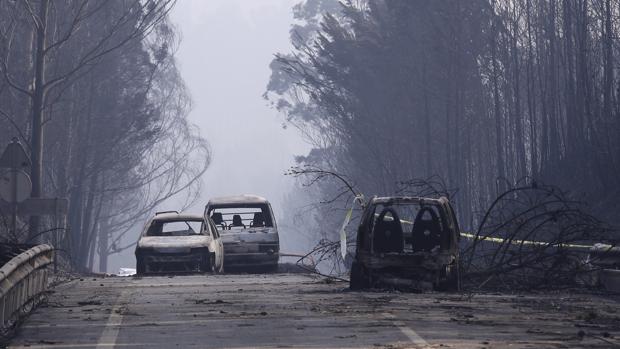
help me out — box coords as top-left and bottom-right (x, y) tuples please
(461, 180), (618, 290)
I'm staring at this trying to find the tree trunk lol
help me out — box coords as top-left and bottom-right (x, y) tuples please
(491, 20), (505, 192)
(98, 218), (109, 273)
(28, 0), (50, 240)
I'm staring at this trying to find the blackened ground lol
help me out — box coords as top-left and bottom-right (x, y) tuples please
(8, 273), (620, 348)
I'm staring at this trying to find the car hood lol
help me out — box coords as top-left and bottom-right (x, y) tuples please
(138, 236), (211, 251)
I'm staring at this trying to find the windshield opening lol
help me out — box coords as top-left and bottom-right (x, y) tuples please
(145, 220), (203, 237)
(208, 204), (273, 232)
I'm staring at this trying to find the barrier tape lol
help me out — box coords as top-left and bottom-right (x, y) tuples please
(375, 213), (599, 251)
(459, 232), (594, 250)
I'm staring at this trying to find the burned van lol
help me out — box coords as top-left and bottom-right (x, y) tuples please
(350, 196), (460, 291)
(205, 195), (279, 272)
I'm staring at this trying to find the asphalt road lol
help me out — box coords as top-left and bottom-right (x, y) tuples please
(8, 273), (620, 348)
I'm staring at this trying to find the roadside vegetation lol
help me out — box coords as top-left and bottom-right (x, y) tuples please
(0, 0), (209, 272)
(268, 0), (620, 288)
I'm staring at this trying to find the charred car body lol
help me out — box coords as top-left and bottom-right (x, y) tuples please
(135, 212), (224, 275)
(350, 196), (460, 291)
(205, 195), (279, 272)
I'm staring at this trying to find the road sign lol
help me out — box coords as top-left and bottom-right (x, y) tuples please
(0, 169), (32, 203)
(0, 138), (31, 171)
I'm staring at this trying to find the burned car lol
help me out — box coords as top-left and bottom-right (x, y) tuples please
(350, 196), (460, 291)
(205, 195), (279, 272)
(135, 212), (224, 275)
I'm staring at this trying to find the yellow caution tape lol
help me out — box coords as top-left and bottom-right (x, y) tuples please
(375, 213), (593, 250)
(459, 232), (593, 250)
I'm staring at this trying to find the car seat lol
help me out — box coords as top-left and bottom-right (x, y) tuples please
(231, 214), (246, 228)
(251, 212), (265, 227)
(373, 208), (404, 253)
(411, 207), (442, 252)
(211, 212), (226, 229)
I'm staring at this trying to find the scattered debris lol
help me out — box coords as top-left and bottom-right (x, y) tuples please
(192, 299), (230, 305)
(117, 268), (136, 277)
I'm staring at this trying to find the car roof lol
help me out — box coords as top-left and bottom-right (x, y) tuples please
(207, 194), (269, 206)
(151, 213), (204, 222)
(370, 196), (448, 205)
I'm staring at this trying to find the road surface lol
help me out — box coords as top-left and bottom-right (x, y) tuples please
(8, 273), (620, 348)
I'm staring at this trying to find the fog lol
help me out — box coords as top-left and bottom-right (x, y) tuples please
(110, 0), (309, 272)
(171, 0), (308, 211)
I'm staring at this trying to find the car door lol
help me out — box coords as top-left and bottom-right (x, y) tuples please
(207, 217), (224, 272)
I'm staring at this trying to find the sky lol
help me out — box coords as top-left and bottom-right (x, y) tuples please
(169, 0), (308, 214)
(108, 0), (310, 272)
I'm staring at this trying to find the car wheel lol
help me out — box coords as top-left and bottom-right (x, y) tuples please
(136, 257), (146, 275)
(349, 262), (370, 290)
(436, 264), (458, 291)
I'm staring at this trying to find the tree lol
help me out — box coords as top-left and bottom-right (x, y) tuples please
(0, 0), (176, 239)
(267, 0), (620, 241)
(0, 1), (209, 271)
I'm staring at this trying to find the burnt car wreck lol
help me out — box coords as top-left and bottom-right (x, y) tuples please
(350, 196), (460, 291)
(205, 195), (279, 272)
(135, 212), (224, 275)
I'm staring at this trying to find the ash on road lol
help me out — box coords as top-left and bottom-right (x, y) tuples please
(8, 274), (620, 348)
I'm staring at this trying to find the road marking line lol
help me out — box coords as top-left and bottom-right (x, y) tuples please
(96, 290), (130, 349)
(383, 312), (429, 347)
(10, 343), (144, 348)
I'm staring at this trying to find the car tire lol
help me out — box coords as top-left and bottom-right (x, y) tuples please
(136, 257), (146, 275)
(349, 262), (370, 290)
(436, 264), (458, 291)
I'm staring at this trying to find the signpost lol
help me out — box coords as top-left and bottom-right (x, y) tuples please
(0, 169), (32, 203)
(0, 138), (31, 171)
(0, 139), (67, 249)
(0, 139), (32, 237)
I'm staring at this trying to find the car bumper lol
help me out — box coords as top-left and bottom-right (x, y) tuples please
(223, 242), (279, 268)
(137, 250), (208, 273)
(224, 253), (279, 268)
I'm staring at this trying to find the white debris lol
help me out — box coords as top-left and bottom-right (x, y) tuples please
(117, 268), (136, 277)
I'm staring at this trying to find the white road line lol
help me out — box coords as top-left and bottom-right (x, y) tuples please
(96, 290), (130, 349)
(383, 312), (429, 347)
(10, 343), (144, 348)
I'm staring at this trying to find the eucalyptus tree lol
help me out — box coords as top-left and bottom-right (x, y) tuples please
(269, 0), (620, 238)
(0, 1), (209, 271)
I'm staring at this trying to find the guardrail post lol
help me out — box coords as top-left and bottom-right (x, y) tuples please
(18, 280), (23, 315)
(0, 295), (5, 326)
(26, 274), (31, 303)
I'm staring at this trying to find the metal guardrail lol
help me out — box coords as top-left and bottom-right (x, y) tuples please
(0, 244), (53, 327)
